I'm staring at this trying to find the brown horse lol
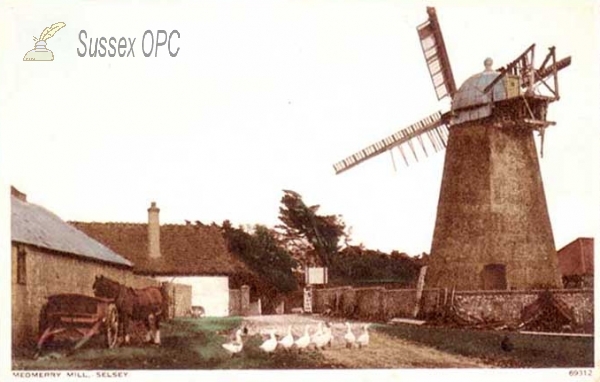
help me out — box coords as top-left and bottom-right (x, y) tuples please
(92, 275), (169, 345)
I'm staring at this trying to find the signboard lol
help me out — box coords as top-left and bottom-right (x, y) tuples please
(303, 286), (313, 313)
(305, 266), (328, 285)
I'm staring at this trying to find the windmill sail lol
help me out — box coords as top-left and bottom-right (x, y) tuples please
(533, 56), (571, 84)
(417, 7), (457, 100)
(333, 111), (449, 175)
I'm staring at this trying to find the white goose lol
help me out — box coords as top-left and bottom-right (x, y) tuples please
(323, 322), (333, 348)
(259, 330), (278, 353)
(222, 329), (243, 356)
(313, 322), (333, 350)
(356, 324), (370, 349)
(343, 322), (356, 349)
(294, 325), (311, 351)
(279, 325), (294, 351)
(310, 322), (323, 345)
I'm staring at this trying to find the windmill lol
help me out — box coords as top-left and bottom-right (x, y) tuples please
(333, 7), (571, 290)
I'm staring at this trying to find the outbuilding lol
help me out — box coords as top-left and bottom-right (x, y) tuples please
(10, 187), (155, 347)
(557, 237), (594, 288)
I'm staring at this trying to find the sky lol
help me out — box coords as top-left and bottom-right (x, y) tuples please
(1, 0), (598, 259)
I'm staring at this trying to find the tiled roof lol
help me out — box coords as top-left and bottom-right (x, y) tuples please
(11, 196), (132, 267)
(70, 221), (252, 276)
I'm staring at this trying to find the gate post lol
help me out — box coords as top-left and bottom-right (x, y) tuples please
(413, 266), (428, 318)
(241, 285), (250, 316)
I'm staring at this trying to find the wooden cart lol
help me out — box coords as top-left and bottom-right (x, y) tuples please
(36, 293), (119, 356)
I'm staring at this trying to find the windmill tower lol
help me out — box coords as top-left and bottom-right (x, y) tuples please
(333, 7), (571, 290)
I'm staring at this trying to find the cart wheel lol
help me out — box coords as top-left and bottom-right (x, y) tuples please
(38, 303), (48, 334)
(105, 304), (119, 349)
(37, 304), (54, 347)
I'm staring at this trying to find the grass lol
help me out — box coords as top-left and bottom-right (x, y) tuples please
(375, 323), (594, 368)
(13, 317), (337, 370)
(13, 318), (593, 369)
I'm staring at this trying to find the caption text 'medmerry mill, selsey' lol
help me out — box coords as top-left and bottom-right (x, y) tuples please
(13, 371), (129, 378)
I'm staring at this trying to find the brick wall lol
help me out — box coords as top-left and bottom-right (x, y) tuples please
(12, 244), (159, 347)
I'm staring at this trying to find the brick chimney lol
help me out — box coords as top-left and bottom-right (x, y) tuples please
(147, 201), (161, 258)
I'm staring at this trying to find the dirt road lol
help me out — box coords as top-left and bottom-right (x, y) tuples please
(242, 315), (488, 368)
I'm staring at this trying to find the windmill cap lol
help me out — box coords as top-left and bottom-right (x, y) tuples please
(451, 63), (508, 113)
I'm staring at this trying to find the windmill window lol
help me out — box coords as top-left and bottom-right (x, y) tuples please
(17, 247), (27, 285)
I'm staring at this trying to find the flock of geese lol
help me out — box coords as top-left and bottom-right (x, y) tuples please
(222, 322), (371, 356)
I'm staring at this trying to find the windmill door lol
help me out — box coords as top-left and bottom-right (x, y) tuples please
(482, 264), (507, 290)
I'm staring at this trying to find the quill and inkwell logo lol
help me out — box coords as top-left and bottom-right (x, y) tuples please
(23, 22), (66, 61)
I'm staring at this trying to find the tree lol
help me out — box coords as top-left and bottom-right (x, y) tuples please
(277, 190), (347, 267)
(276, 190), (423, 287)
(330, 246), (422, 286)
(221, 220), (298, 293)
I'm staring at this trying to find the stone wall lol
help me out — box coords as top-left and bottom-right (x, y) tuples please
(447, 289), (594, 329)
(384, 289), (417, 319)
(355, 288), (385, 321)
(312, 286), (334, 313)
(449, 290), (534, 324)
(560, 290), (594, 330)
(12, 244), (160, 347)
(313, 285), (594, 332)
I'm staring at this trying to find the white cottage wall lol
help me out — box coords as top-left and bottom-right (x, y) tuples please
(156, 276), (230, 317)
